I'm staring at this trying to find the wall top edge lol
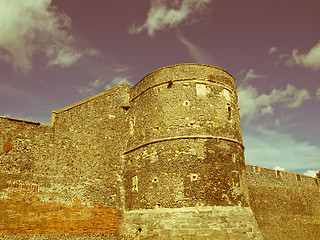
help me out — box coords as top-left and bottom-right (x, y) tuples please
(0, 115), (49, 127)
(245, 163), (319, 180)
(135, 63), (234, 86)
(52, 83), (131, 115)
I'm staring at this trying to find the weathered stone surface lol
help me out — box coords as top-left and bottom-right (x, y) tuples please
(0, 63), (319, 239)
(246, 164), (320, 240)
(123, 206), (263, 240)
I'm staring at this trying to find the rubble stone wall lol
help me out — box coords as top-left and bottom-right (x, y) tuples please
(0, 83), (130, 237)
(1, 64), (320, 239)
(246, 164), (320, 240)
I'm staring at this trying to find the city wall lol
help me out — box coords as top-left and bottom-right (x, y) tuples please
(246, 164), (320, 240)
(0, 63), (320, 239)
(0, 83), (130, 238)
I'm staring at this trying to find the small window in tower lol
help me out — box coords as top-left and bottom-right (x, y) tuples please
(132, 176), (138, 192)
(232, 171), (240, 187)
(183, 101), (190, 106)
(227, 104), (232, 120)
(129, 117), (135, 135)
(152, 177), (158, 183)
(232, 153), (236, 163)
(189, 173), (199, 181)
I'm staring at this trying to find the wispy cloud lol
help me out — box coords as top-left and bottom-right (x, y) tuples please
(316, 87), (320, 100)
(0, 0), (100, 73)
(113, 67), (130, 73)
(244, 126), (320, 171)
(129, 0), (212, 37)
(268, 46), (278, 55)
(77, 79), (102, 97)
(238, 68), (266, 84)
(77, 76), (132, 98)
(274, 166), (285, 171)
(238, 84), (310, 123)
(286, 41), (320, 70)
(303, 170), (317, 178)
(176, 33), (213, 64)
(105, 77), (132, 90)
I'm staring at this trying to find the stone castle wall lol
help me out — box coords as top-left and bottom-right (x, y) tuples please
(0, 84), (130, 237)
(246, 164), (320, 240)
(0, 63), (320, 239)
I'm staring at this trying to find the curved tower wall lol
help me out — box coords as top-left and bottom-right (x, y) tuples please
(124, 64), (249, 210)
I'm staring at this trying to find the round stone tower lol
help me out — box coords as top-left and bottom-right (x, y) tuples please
(124, 63), (249, 210)
(122, 64), (263, 239)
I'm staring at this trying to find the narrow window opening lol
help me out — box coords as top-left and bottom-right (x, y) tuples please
(189, 173), (199, 181)
(129, 117), (135, 135)
(227, 105), (232, 120)
(132, 176), (138, 192)
(232, 153), (236, 163)
(167, 81), (173, 88)
(183, 101), (190, 106)
(232, 171), (240, 187)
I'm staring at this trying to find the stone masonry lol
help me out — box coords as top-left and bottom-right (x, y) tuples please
(1, 63), (320, 239)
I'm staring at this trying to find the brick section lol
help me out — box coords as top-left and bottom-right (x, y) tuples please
(0, 187), (123, 236)
(122, 206), (264, 239)
(0, 233), (124, 239)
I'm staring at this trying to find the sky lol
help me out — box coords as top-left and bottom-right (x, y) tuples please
(0, 0), (319, 176)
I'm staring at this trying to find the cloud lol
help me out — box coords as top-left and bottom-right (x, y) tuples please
(268, 47), (278, 55)
(177, 34), (213, 64)
(238, 84), (310, 123)
(274, 166), (285, 171)
(243, 126), (320, 171)
(316, 87), (320, 100)
(113, 67), (130, 73)
(238, 69), (266, 84)
(77, 79), (102, 97)
(286, 41), (320, 70)
(0, 0), (100, 73)
(303, 170), (317, 178)
(105, 77), (132, 90)
(78, 77), (132, 98)
(129, 0), (212, 36)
